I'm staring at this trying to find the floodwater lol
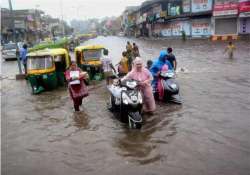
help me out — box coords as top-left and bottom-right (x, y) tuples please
(1, 36), (250, 175)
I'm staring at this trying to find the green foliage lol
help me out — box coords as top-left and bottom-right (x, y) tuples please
(28, 38), (69, 52)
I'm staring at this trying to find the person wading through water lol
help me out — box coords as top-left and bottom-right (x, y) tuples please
(100, 49), (116, 85)
(126, 41), (133, 71)
(65, 61), (89, 111)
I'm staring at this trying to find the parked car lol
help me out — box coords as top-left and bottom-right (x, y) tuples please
(2, 43), (18, 61)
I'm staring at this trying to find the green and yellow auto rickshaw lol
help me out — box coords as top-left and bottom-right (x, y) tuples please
(75, 45), (105, 80)
(26, 48), (71, 94)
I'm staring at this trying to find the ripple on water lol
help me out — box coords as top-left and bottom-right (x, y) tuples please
(112, 103), (181, 165)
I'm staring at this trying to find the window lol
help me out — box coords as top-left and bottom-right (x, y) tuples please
(83, 49), (102, 61)
(27, 56), (53, 70)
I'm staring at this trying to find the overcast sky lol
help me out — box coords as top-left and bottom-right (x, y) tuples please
(2, 0), (144, 22)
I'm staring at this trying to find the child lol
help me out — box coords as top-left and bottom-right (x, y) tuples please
(224, 41), (236, 59)
(146, 60), (153, 70)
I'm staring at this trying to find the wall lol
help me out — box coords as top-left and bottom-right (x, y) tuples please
(191, 18), (211, 37)
(239, 18), (250, 34)
(155, 20), (191, 37)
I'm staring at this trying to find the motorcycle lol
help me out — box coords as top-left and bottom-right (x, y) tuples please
(107, 78), (143, 129)
(155, 70), (182, 104)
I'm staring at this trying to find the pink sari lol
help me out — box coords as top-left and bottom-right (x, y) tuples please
(157, 64), (169, 100)
(123, 67), (156, 112)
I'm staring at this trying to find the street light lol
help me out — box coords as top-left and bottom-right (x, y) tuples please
(60, 0), (65, 36)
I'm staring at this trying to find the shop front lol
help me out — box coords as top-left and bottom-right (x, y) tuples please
(239, 0), (250, 35)
(213, 1), (239, 35)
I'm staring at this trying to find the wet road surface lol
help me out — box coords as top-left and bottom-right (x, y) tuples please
(1, 36), (250, 175)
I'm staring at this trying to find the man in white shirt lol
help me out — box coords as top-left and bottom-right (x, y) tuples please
(100, 49), (116, 85)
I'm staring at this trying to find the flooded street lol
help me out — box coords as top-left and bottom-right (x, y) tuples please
(2, 36), (250, 175)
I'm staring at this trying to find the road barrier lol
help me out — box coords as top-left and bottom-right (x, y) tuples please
(211, 35), (239, 41)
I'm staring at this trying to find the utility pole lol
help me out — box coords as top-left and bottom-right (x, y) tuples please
(60, 0), (65, 36)
(8, 0), (23, 77)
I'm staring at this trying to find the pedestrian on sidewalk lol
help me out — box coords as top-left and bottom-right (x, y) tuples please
(19, 44), (28, 74)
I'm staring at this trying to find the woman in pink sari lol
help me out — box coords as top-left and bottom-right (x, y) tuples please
(65, 61), (89, 111)
(122, 57), (156, 113)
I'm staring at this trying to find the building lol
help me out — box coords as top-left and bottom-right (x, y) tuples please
(1, 8), (45, 44)
(212, 0), (239, 36)
(123, 0), (214, 38)
(122, 0), (250, 39)
(121, 6), (140, 36)
(1, 8), (72, 44)
(238, 0), (250, 35)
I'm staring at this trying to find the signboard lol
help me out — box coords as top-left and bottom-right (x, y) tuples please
(239, 0), (250, 13)
(161, 25), (172, 37)
(191, 0), (213, 13)
(213, 2), (238, 16)
(183, 0), (191, 13)
(14, 20), (25, 29)
(168, 2), (182, 16)
(160, 21), (191, 37)
(191, 19), (211, 36)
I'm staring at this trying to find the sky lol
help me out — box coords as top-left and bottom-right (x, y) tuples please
(1, 0), (145, 22)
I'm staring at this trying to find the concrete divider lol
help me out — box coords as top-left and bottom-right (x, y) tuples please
(211, 35), (239, 41)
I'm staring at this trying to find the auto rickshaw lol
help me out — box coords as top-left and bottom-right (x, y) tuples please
(26, 48), (71, 94)
(75, 45), (105, 81)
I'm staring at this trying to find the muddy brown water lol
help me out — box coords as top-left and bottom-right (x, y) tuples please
(1, 36), (250, 175)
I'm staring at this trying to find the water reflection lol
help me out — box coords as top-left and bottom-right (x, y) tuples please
(113, 104), (181, 165)
(73, 111), (90, 129)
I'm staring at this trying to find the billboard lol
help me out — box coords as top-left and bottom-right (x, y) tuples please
(191, 0), (213, 13)
(191, 19), (211, 36)
(14, 20), (25, 29)
(160, 21), (191, 37)
(239, 0), (250, 13)
(213, 2), (238, 16)
(161, 24), (172, 37)
(183, 0), (191, 13)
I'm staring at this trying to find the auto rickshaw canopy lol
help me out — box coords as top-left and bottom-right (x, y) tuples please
(74, 44), (105, 52)
(27, 48), (70, 75)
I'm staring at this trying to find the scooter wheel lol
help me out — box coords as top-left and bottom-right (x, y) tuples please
(129, 121), (142, 129)
(135, 123), (142, 129)
(108, 96), (115, 111)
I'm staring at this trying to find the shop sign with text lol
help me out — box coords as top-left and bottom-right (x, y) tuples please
(191, 0), (213, 13)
